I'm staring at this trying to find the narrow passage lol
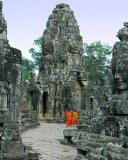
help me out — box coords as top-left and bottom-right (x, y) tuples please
(22, 122), (77, 160)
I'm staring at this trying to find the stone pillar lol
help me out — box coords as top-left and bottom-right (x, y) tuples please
(0, 1), (27, 159)
(21, 83), (28, 108)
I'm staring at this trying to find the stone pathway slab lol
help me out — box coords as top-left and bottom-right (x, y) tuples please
(22, 123), (77, 160)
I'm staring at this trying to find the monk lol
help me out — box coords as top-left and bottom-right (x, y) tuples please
(73, 110), (78, 125)
(66, 110), (73, 127)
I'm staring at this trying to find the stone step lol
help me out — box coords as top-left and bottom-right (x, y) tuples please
(87, 153), (105, 160)
(79, 110), (95, 117)
(21, 118), (37, 122)
(79, 132), (123, 142)
(39, 117), (64, 123)
(78, 119), (94, 124)
(21, 110), (30, 114)
(78, 116), (89, 120)
(27, 151), (40, 160)
(45, 118), (59, 123)
(77, 124), (93, 131)
(76, 150), (105, 160)
(22, 122), (39, 131)
(76, 137), (128, 160)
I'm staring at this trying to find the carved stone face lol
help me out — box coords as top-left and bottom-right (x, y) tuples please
(0, 83), (7, 108)
(117, 27), (128, 41)
(114, 72), (128, 91)
(112, 22), (128, 93)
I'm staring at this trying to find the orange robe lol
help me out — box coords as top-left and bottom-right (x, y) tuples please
(73, 112), (78, 125)
(66, 111), (73, 127)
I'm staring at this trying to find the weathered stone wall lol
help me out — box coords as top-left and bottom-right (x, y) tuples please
(0, 1), (27, 159)
(39, 3), (88, 120)
(63, 22), (128, 160)
(21, 82), (39, 131)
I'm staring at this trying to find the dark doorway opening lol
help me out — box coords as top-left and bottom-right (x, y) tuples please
(31, 92), (38, 112)
(42, 92), (48, 115)
(90, 97), (93, 110)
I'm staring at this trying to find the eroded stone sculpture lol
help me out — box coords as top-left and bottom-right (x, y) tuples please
(38, 3), (88, 121)
(76, 22), (128, 160)
(111, 22), (128, 115)
(63, 22), (128, 160)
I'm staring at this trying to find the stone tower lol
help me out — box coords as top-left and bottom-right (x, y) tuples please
(0, 1), (27, 159)
(111, 22), (128, 116)
(38, 3), (87, 120)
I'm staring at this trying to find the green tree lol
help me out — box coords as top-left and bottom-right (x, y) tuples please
(29, 37), (42, 70)
(84, 41), (112, 86)
(22, 57), (34, 83)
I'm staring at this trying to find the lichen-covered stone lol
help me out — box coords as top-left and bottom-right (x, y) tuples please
(38, 3), (88, 120)
(21, 82), (39, 131)
(63, 22), (128, 160)
(0, 1), (27, 159)
(111, 22), (128, 115)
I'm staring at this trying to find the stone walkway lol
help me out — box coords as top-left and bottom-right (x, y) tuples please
(22, 122), (77, 160)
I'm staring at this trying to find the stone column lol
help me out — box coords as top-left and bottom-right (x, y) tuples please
(0, 1), (27, 159)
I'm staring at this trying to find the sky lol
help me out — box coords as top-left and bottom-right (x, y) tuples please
(2, 0), (128, 60)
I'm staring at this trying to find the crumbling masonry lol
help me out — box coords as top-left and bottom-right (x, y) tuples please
(0, 1), (27, 159)
(37, 4), (88, 121)
(63, 22), (128, 160)
(1, 1), (128, 159)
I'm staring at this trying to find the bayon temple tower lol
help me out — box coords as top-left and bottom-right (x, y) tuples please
(37, 4), (88, 120)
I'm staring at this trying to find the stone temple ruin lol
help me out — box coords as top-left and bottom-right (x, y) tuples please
(21, 70), (39, 131)
(0, 1), (27, 159)
(63, 22), (128, 160)
(1, 1), (128, 160)
(37, 3), (88, 121)
(21, 80), (39, 131)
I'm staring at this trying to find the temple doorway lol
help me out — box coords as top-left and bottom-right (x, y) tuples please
(42, 91), (48, 115)
(31, 92), (38, 111)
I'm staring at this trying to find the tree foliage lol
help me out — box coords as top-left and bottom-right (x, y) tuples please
(22, 57), (34, 83)
(29, 37), (42, 70)
(22, 37), (42, 83)
(83, 41), (112, 86)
